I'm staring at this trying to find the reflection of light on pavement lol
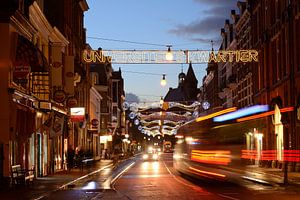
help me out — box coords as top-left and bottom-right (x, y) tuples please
(82, 181), (97, 190)
(241, 175), (271, 186)
(138, 174), (164, 178)
(141, 161), (160, 173)
(58, 164), (113, 190)
(142, 162), (149, 172)
(152, 162), (159, 173)
(102, 168), (111, 175)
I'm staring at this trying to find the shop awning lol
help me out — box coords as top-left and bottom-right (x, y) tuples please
(15, 35), (49, 72)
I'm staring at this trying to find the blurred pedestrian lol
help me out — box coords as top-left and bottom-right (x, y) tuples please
(67, 145), (75, 172)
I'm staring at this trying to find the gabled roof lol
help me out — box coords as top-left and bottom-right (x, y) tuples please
(90, 63), (108, 85)
(164, 87), (188, 103)
(185, 62), (198, 86)
(112, 68), (123, 79)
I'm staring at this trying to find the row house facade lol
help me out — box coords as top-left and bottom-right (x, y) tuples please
(199, 51), (221, 114)
(90, 61), (113, 154)
(44, 0), (89, 156)
(201, 4), (253, 112)
(200, 0), (300, 172)
(90, 62), (126, 156)
(0, 0), (94, 186)
(250, 0), (300, 171)
(0, 0), (73, 181)
(88, 86), (102, 160)
(111, 69), (126, 153)
(234, 2), (254, 108)
(217, 19), (238, 108)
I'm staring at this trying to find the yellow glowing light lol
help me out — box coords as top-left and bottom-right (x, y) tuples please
(160, 97), (164, 105)
(195, 107), (237, 122)
(36, 111), (42, 118)
(189, 166), (226, 178)
(165, 46), (173, 61)
(83, 49), (259, 64)
(191, 149), (232, 165)
(82, 50), (111, 63)
(160, 74), (167, 86)
(237, 106), (294, 122)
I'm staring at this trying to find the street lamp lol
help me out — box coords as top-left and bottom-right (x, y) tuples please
(160, 74), (167, 86)
(165, 45), (173, 61)
(160, 96), (164, 105)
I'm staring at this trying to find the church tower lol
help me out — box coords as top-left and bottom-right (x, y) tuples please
(178, 67), (185, 87)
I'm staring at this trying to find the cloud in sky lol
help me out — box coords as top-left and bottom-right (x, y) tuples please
(168, 0), (237, 42)
(191, 37), (222, 44)
(193, 0), (237, 8)
(125, 92), (140, 103)
(168, 16), (225, 37)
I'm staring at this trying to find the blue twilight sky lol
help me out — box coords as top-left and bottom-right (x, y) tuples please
(85, 0), (237, 103)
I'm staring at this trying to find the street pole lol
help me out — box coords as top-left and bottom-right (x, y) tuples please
(283, 158), (288, 185)
(283, 118), (290, 185)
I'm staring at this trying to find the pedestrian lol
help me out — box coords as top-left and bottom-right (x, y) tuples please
(67, 145), (75, 172)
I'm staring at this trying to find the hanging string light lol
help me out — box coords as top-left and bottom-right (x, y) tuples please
(122, 70), (167, 87)
(165, 45), (173, 61)
(160, 96), (164, 104)
(160, 74), (167, 86)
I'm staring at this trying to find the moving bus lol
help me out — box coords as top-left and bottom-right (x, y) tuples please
(173, 105), (295, 183)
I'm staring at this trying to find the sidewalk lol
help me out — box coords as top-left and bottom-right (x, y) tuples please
(0, 159), (113, 200)
(222, 164), (300, 187)
(245, 165), (300, 186)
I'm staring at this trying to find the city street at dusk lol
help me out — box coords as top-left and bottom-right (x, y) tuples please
(2, 154), (300, 199)
(1, 0), (300, 199)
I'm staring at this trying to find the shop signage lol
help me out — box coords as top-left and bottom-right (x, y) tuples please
(70, 107), (85, 122)
(13, 61), (30, 78)
(107, 135), (112, 141)
(91, 119), (99, 127)
(66, 97), (78, 108)
(39, 101), (51, 110)
(100, 135), (112, 143)
(53, 90), (66, 103)
(53, 120), (62, 133)
(100, 136), (107, 143)
(52, 61), (62, 68)
(83, 49), (259, 64)
(51, 114), (65, 137)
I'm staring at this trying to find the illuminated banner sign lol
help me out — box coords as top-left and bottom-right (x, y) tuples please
(70, 107), (85, 122)
(82, 49), (258, 64)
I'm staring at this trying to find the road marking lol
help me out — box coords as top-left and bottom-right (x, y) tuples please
(122, 174), (173, 178)
(109, 161), (136, 200)
(162, 160), (208, 193)
(58, 163), (114, 190)
(218, 194), (240, 200)
(111, 161), (136, 188)
(163, 160), (241, 199)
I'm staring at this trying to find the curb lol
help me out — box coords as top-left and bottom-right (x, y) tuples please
(32, 162), (113, 200)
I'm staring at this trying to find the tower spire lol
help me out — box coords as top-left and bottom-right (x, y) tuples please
(211, 40), (214, 51)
